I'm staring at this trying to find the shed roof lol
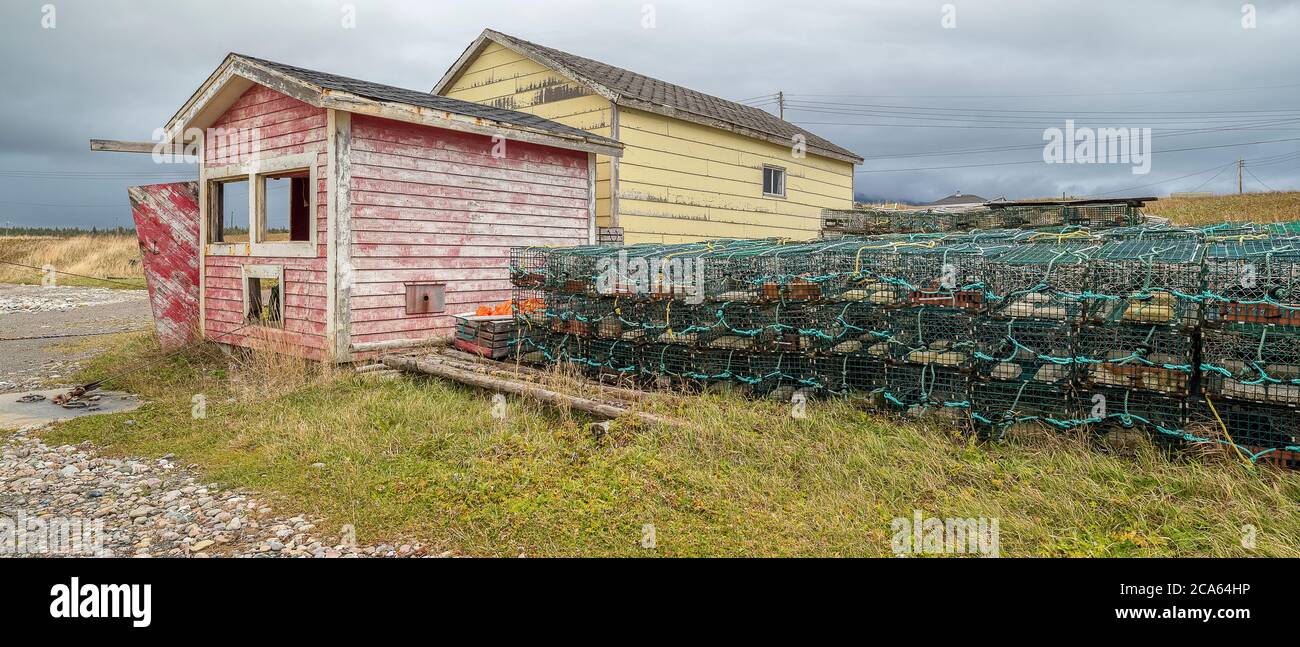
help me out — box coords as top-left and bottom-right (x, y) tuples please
(925, 193), (989, 206)
(164, 53), (623, 157)
(434, 29), (864, 164)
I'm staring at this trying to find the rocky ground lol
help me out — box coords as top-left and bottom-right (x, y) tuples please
(1, 283), (438, 558)
(0, 283), (149, 315)
(1, 424), (441, 558)
(0, 284), (151, 393)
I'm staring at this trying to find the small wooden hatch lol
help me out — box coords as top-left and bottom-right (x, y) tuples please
(405, 283), (445, 315)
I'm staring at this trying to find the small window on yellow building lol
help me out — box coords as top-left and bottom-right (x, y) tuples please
(762, 166), (786, 198)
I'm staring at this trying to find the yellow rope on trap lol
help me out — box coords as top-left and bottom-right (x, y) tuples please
(1203, 394), (1254, 469)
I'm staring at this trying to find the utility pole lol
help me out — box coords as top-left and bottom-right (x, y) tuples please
(1238, 158), (1244, 195)
(777, 91), (785, 120)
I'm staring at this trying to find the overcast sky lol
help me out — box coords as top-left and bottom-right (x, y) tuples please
(2, 0), (1298, 227)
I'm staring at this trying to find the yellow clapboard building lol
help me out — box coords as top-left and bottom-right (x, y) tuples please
(434, 29), (863, 244)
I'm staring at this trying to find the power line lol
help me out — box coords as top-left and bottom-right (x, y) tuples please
(1248, 151), (1300, 167)
(0, 328), (147, 342)
(852, 135), (1300, 173)
(0, 260), (143, 289)
(785, 105), (1300, 127)
(1187, 163), (1235, 192)
(0, 200), (124, 209)
(795, 119), (1300, 132)
(785, 99), (1300, 117)
(785, 81), (1300, 99)
(1244, 166), (1279, 192)
(0, 169), (196, 178)
(1089, 161), (1238, 197)
(856, 120), (1300, 161)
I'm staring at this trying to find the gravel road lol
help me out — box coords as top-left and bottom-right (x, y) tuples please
(0, 284), (151, 393)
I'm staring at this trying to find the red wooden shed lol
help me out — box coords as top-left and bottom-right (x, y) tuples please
(121, 54), (621, 362)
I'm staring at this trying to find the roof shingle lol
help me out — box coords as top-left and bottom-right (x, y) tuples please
(237, 54), (620, 148)
(460, 31), (862, 163)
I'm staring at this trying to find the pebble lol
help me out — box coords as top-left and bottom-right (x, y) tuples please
(0, 425), (439, 558)
(0, 285), (147, 315)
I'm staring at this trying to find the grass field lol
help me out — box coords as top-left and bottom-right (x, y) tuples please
(1144, 191), (1300, 226)
(24, 332), (1300, 558)
(0, 235), (144, 288)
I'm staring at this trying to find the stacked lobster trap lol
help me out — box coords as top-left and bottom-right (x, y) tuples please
(1193, 237), (1300, 463)
(1071, 239), (1204, 442)
(821, 199), (1147, 238)
(509, 221), (1300, 467)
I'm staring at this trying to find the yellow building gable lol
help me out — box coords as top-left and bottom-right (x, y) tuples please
(437, 32), (859, 244)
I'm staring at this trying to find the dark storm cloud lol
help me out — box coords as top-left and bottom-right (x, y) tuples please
(1, 0), (1297, 226)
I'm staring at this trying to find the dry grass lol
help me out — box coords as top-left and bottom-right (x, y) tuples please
(1144, 191), (1300, 226)
(29, 332), (1300, 557)
(0, 234), (143, 288)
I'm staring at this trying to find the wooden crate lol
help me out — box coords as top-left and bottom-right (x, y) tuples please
(452, 313), (519, 360)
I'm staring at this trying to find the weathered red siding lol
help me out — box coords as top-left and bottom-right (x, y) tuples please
(129, 181), (200, 351)
(347, 114), (590, 346)
(202, 85), (330, 360)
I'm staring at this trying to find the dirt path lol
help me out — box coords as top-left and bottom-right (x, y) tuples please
(0, 284), (151, 393)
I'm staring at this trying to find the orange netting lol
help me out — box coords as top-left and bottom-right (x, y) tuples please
(476, 298), (543, 317)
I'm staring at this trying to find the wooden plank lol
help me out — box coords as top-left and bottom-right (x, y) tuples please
(92, 139), (158, 154)
(382, 355), (670, 426)
(128, 182), (201, 350)
(332, 110), (353, 361)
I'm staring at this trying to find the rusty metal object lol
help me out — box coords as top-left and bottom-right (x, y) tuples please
(51, 385), (88, 405)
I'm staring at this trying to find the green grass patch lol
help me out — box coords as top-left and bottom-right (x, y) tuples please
(37, 333), (1300, 557)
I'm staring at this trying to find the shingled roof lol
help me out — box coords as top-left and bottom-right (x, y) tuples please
(434, 30), (863, 164)
(164, 53), (622, 157)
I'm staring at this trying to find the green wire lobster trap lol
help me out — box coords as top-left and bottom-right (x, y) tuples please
(984, 240), (1095, 321)
(971, 380), (1078, 434)
(1085, 239), (1205, 329)
(882, 363), (970, 415)
(1078, 386), (1191, 439)
(813, 351), (888, 395)
(1188, 399), (1300, 461)
(1202, 238), (1300, 326)
(974, 318), (1076, 385)
(1201, 323), (1300, 407)
(886, 306), (977, 368)
(1076, 323), (1196, 396)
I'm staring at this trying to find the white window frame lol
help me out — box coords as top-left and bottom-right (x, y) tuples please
(203, 152), (319, 258)
(241, 264), (286, 327)
(205, 172), (252, 248)
(762, 164), (787, 199)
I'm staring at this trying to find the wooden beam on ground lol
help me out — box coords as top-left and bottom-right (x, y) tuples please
(430, 348), (649, 402)
(420, 354), (647, 405)
(90, 139), (158, 154)
(382, 355), (671, 426)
